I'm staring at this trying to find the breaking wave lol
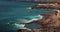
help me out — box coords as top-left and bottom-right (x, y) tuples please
(17, 14), (43, 23)
(5, 14), (43, 30)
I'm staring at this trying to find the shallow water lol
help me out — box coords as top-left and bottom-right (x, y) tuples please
(0, 0), (55, 32)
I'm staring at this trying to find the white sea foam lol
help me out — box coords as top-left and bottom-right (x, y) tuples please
(16, 15), (43, 23)
(14, 23), (25, 27)
(18, 15), (43, 23)
(26, 18), (38, 23)
(12, 23), (28, 29)
(6, 15), (43, 29)
(26, 15), (43, 23)
(26, 7), (32, 9)
(13, 23), (32, 29)
(6, 14), (43, 25)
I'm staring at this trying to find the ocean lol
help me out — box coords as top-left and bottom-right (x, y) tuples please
(0, 0), (55, 32)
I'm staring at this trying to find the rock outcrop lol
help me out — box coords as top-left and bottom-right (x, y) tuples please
(25, 11), (60, 28)
(32, 3), (60, 10)
(16, 11), (60, 32)
(16, 28), (60, 32)
(18, 0), (60, 3)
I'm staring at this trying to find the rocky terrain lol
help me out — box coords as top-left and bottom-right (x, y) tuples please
(16, 11), (60, 32)
(32, 3), (60, 10)
(17, 28), (60, 32)
(18, 0), (60, 3)
(25, 11), (60, 28)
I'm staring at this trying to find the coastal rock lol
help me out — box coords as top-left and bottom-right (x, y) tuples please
(32, 3), (60, 10)
(17, 11), (60, 32)
(16, 28), (60, 32)
(18, 0), (60, 3)
(25, 12), (60, 28)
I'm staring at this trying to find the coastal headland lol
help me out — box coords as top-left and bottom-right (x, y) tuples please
(16, 2), (60, 32)
(16, 10), (60, 32)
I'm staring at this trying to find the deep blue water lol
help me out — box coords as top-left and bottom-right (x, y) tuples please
(0, 0), (55, 32)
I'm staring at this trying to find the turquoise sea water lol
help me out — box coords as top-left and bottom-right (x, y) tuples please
(0, 0), (55, 32)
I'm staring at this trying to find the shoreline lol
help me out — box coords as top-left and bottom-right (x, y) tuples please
(17, 11), (60, 32)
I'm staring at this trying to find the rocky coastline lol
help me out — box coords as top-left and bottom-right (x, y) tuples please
(16, 1), (60, 32)
(16, 10), (60, 32)
(17, 28), (60, 32)
(18, 0), (60, 3)
(32, 3), (60, 10)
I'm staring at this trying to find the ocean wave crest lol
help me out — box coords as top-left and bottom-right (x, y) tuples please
(5, 15), (43, 29)
(17, 15), (43, 23)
